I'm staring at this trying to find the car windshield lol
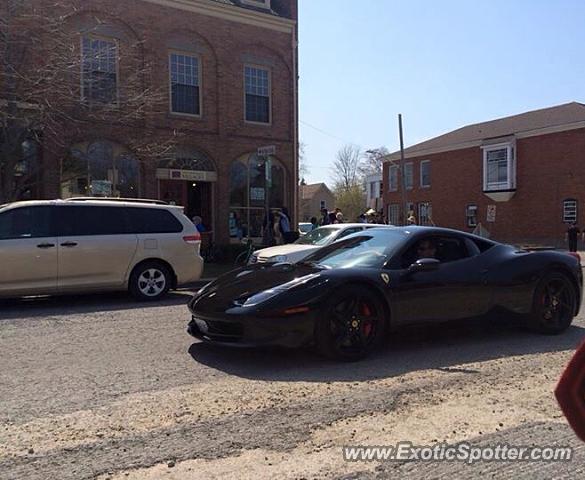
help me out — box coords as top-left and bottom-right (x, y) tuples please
(298, 223), (313, 234)
(303, 229), (409, 269)
(295, 226), (338, 245)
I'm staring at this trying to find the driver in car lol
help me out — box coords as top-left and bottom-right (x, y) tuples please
(416, 239), (437, 260)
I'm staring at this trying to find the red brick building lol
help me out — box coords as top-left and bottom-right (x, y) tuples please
(3, 0), (298, 245)
(383, 102), (585, 246)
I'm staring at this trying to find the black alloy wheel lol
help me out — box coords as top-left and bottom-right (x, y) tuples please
(316, 286), (386, 361)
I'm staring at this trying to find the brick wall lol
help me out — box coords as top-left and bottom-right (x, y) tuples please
(383, 128), (585, 246)
(17, 0), (298, 245)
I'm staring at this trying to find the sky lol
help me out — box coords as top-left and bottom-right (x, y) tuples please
(298, 0), (585, 185)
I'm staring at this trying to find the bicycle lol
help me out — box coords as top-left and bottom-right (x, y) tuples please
(234, 238), (256, 267)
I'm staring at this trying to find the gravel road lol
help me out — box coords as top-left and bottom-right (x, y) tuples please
(1, 290), (584, 479)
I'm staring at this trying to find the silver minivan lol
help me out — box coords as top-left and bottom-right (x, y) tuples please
(0, 198), (203, 300)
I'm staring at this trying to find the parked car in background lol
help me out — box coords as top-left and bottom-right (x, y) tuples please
(249, 223), (390, 265)
(298, 222), (313, 235)
(0, 198), (203, 300)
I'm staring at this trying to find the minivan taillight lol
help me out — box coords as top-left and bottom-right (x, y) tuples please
(183, 234), (201, 245)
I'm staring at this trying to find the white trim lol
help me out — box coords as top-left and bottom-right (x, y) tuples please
(563, 198), (578, 223)
(483, 143), (515, 192)
(466, 204), (478, 228)
(168, 50), (203, 118)
(404, 162), (414, 190)
(139, 0), (295, 33)
(388, 164), (399, 192)
(243, 63), (272, 126)
(420, 160), (431, 188)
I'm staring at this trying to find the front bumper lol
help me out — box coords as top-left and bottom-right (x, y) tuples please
(187, 310), (316, 348)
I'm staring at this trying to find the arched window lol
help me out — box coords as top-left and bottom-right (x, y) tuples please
(62, 141), (140, 198)
(228, 153), (287, 240)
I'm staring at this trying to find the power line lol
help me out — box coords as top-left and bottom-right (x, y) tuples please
(299, 120), (358, 145)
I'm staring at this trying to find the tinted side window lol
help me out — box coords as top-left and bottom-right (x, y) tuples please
(401, 235), (471, 268)
(125, 208), (183, 234)
(0, 206), (53, 240)
(57, 206), (129, 236)
(472, 238), (495, 252)
(337, 227), (362, 240)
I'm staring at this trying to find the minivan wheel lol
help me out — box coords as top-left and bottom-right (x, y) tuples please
(129, 262), (172, 301)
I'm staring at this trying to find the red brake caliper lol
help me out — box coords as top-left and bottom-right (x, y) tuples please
(361, 303), (373, 337)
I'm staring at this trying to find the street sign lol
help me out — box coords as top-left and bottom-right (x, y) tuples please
(258, 145), (276, 157)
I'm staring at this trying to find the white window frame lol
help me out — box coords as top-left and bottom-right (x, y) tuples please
(404, 162), (414, 190)
(466, 204), (478, 228)
(168, 51), (203, 118)
(420, 160), (431, 188)
(369, 182), (377, 199)
(241, 0), (271, 9)
(418, 202), (432, 226)
(388, 165), (399, 192)
(243, 64), (272, 126)
(563, 199), (578, 224)
(388, 203), (400, 225)
(482, 143), (516, 192)
(80, 35), (120, 105)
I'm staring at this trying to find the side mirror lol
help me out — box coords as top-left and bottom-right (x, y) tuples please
(408, 258), (440, 274)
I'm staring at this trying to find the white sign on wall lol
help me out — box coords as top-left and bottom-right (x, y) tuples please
(487, 205), (497, 223)
(258, 145), (276, 157)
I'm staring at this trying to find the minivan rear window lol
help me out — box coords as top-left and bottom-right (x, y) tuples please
(125, 208), (183, 234)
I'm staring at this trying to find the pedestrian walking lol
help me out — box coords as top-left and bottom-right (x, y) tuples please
(192, 216), (206, 233)
(566, 222), (581, 253)
(262, 211), (275, 246)
(320, 208), (331, 226)
(310, 216), (318, 230)
(279, 207), (297, 244)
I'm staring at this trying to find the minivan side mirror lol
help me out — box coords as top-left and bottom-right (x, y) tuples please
(408, 258), (440, 274)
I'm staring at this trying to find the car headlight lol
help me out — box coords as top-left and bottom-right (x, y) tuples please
(270, 255), (288, 263)
(242, 273), (321, 307)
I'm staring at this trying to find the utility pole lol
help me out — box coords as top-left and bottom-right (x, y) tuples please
(398, 114), (408, 225)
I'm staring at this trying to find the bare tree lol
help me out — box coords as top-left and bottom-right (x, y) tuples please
(298, 141), (309, 183)
(360, 146), (390, 177)
(0, 1), (176, 203)
(330, 144), (363, 191)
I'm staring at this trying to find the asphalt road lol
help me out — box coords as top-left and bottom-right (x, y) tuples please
(0, 290), (584, 479)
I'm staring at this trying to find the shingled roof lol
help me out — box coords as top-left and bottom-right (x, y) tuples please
(300, 183), (332, 200)
(387, 102), (585, 160)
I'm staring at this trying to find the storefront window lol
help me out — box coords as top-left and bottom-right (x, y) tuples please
(228, 153), (286, 240)
(61, 141), (140, 198)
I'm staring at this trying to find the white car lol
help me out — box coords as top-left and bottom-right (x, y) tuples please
(249, 223), (390, 265)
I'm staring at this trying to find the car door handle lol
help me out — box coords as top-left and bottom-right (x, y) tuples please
(60, 242), (78, 248)
(37, 243), (56, 249)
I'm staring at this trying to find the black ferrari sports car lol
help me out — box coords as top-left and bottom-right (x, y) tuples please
(188, 227), (583, 360)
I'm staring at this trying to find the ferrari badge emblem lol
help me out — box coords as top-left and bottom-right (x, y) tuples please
(381, 273), (390, 285)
